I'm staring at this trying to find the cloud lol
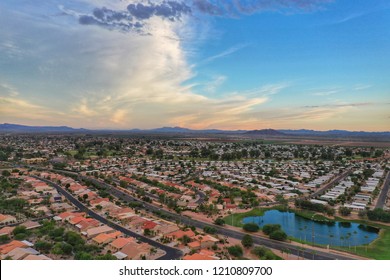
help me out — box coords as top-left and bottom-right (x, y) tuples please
(311, 89), (339, 96)
(65, 0), (333, 34)
(192, 0), (334, 17)
(127, 1), (191, 20)
(63, 1), (192, 33)
(0, 83), (19, 97)
(303, 102), (373, 108)
(201, 44), (248, 64)
(204, 75), (227, 93)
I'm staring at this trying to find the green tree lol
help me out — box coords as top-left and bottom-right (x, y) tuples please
(262, 224), (281, 235)
(241, 234), (253, 248)
(214, 217), (225, 226)
(35, 241), (53, 253)
(269, 230), (287, 241)
(242, 223), (259, 232)
(12, 226), (27, 236)
(339, 206), (352, 216)
(227, 245), (243, 258)
(2, 170), (11, 177)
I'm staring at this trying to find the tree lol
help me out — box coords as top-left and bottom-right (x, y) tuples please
(227, 245), (243, 258)
(203, 226), (217, 234)
(35, 241), (53, 253)
(242, 223), (259, 232)
(181, 235), (192, 245)
(95, 254), (117, 260)
(241, 234), (253, 248)
(74, 252), (94, 260)
(269, 230), (287, 241)
(214, 217), (225, 226)
(1, 170), (11, 177)
(339, 206), (352, 216)
(262, 224), (281, 235)
(13, 225), (27, 236)
(0, 235), (10, 244)
(251, 246), (279, 260)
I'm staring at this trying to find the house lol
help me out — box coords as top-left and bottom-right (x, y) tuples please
(23, 254), (52, 260)
(0, 214), (17, 225)
(56, 211), (85, 222)
(0, 226), (15, 237)
(166, 229), (195, 240)
(3, 247), (39, 260)
(154, 223), (179, 235)
(0, 240), (29, 255)
(90, 198), (110, 207)
(20, 220), (41, 230)
(75, 218), (100, 232)
(50, 202), (74, 212)
(85, 225), (115, 239)
(194, 235), (219, 249)
(118, 242), (152, 260)
(92, 231), (123, 245)
(108, 237), (136, 252)
(183, 253), (218, 260)
(142, 221), (158, 230)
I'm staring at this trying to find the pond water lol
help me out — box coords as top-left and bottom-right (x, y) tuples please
(242, 210), (379, 246)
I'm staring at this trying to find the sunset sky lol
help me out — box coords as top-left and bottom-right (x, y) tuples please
(0, 0), (389, 131)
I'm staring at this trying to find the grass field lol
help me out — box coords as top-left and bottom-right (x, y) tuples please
(334, 229), (390, 259)
(224, 208), (267, 227)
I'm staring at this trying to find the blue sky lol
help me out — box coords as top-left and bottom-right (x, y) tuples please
(0, 0), (389, 130)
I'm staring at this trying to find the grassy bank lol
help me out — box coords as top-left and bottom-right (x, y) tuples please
(334, 229), (390, 259)
(224, 208), (267, 227)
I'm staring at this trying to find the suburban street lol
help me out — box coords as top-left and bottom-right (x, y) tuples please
(375, 171), (390, 209)
(311, 169), (353, 198)
(32, 176), (183, 260)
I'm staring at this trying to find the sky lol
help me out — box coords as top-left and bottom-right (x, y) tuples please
(0, 0), (389, 131)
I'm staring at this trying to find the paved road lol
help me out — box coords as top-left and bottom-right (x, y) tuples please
(32, 176), (183, 260)
(81, 176), (356, 260)
(375, 171), (390, 209)
(311, 169), (352, 198)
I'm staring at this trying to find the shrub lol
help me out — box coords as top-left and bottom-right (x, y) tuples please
(227, 245), (243, 258)
(262, 224), (281, 235)
(243, 223), (259, 232)
(269, 230), (287, 241)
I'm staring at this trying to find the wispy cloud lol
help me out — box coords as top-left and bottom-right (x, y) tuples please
(0, 83), (19, 97)
(200, 44), (248, 64)
(354, 84), (372, 91)
(203, 75), (227, 93)
(303, 102), (373, 108)
(311, 89), (339, 96)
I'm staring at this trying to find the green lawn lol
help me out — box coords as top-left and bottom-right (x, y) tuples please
(335, 229), (390, 260)
(224, 208), (267, 227)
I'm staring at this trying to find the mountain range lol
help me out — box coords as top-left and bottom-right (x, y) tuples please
(1, 123), (389, 138)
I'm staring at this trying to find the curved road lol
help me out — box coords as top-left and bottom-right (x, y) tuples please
(32, 175), (183, 260)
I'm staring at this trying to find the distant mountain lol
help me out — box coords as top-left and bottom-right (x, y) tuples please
(244, 129), (285, 136)
(149, 126), (192, 133)
(1, 123), (389, 139)
(0, 123), (87, 133)
(279, 129), (390, 137)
